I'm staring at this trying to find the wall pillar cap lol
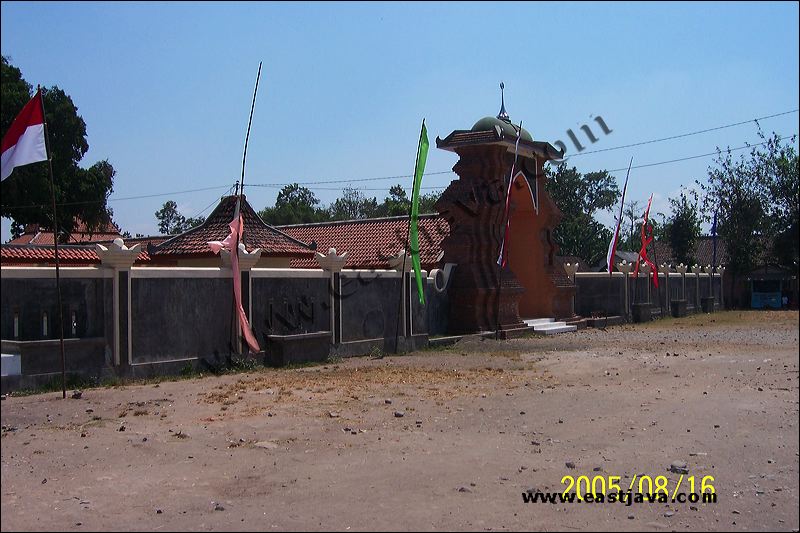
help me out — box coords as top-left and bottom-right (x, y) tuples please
(563, 262), (579, 277)
(675, 263), (689, 274)
(616, 260), (633, 274)
(221, 243), (262, 269)
(315, 247), (348, 272)
(658, 264), (672, 274)
(96, 238), (140, 269)
(691, 264), (703, 275)
(388, 249), (413, 272)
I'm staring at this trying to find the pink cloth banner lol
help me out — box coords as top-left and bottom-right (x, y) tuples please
(208, 215), (260, 353)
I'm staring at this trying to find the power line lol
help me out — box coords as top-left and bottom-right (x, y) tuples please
(4, 122), (797, 211)
(185, 183), (237, 220)
(604, 135), (796, 174)
(2, 184), (234, 211)
(247, 170), (454, 188)
(565, 109), (798, 158)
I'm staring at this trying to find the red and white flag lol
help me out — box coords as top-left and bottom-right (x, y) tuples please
(1, 89), (47, 181)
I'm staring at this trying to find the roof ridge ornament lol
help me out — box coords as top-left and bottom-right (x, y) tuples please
(497, 82), (511, 124)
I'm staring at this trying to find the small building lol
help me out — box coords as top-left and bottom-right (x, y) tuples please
(8, 219), (123, 246)
(146, 195), (314, 267)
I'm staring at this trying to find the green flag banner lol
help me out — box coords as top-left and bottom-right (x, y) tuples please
(410, 120), (429, 305)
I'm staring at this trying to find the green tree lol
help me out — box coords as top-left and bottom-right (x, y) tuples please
(545, 164), (620, 266)
(1, 56), (115, 242)
(154, 200), (205, 235)
(664, 188), (702, 266)
(376, 184), (411, 217)
(258, 183), (330, 225)
(419, 190), (442, 214)
(373, 185), (442, 218)
(698, 130), (799, 306)
(329, 187), (378, 221)
(755, 131), (799, 268)
(621, 200), (642, 252)
(155, 200), (186, 235)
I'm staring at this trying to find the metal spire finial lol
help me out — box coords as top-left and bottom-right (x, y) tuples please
(497, 82), (510, 123)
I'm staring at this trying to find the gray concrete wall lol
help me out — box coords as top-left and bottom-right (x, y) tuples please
(339, 272), (402, 343)
(130, 277), (233, 364)
(250, 277), (330, 337)
(1, 276), (108, 341)
(574, 275), (626, 317)
(1, 264), (727, 392)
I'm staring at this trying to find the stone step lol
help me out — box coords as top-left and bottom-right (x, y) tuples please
(532, 322), (578, 335)
(523, 318), (555, 327)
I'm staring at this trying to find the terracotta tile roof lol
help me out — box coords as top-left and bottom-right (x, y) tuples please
(97, 235), (170, 248)
(150, 196), (314, 258)
(279, 214), (449, 270)
(7, 219), (121, 245)
(652, 236), (729, 267)
(0, 244), (150, 265)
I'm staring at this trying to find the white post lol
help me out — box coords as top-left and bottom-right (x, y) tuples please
(692, 264), (703, 309)
(315, 248), (348, 344)
(563, 262), (580, 317)
(96, 239), (140, 366)
(717, 265), (726, 309)
(676, 263), (688, 301)
(617, 261), (633, 319)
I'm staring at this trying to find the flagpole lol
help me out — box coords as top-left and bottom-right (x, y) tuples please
(38, 86), (67, 399)
(394, 119), (425, 354)
(238, 61), (262, 213)
(231, 62), (262, 356)
(605, 158), (632, 326)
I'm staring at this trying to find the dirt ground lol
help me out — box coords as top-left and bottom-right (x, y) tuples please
(1, 310), (798, 532)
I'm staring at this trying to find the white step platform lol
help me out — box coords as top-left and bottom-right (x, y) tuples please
(523, 318), (577, 335)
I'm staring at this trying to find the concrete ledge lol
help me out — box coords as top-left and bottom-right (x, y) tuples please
(427, 331), (495, 348)
(671, 299), (688, 318)
(1, 338), (107, 376)
(1, 371), (86, 394)
(586, 316), (626, 328)
(632, 303), (652, 323)
(329, 335), (428, 358)
(264, 331), (331, 367)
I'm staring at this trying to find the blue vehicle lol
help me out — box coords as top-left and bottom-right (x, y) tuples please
(751, 279), (782, 309)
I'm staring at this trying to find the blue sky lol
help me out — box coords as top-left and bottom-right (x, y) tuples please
(1, 1), (798, 241)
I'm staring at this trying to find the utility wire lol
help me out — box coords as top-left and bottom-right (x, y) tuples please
(565, 109), (798, 158)
(247, 170), (454, 188)
(2, 184), (234, 211)
(604, 136), (796, 174)
(3, 122), (797, 210)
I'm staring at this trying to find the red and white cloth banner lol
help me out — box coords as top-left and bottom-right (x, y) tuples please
(497, 122), (523, 268)
(632, 193), (659, 288)
(208, 214), (261, 353)
(1, 89), (47, 181)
